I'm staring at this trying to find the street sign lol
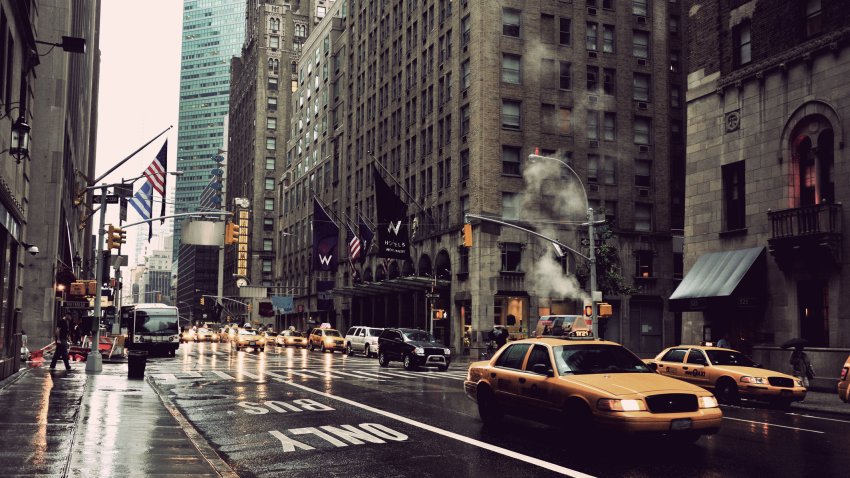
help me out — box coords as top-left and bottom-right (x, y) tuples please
(62, 301), (90, 309)
(92, 195), (120, 204)
(425, 293), (440, 299)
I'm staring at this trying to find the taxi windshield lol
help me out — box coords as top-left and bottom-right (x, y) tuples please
(324, 330), (341, 337)
(553, 344), (652, 375)
(705, 349), (758, 367)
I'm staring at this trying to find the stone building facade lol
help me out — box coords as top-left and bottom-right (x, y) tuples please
(680, 0), (850, 386)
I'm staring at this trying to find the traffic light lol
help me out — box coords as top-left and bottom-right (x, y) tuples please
(461, 223), (473, 248)
(106, 225), (126, 250)
(598, 303), (613, 317)
(224, 221), (240, 245)
(200, 296), (205, 306)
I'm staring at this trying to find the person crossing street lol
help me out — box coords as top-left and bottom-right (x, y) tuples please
(50, 314), (72, 371)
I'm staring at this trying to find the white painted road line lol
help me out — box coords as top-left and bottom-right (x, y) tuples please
(723, 416), (824, 434)
(249, 370), (596, 478)
(211, 370), (235, 380)
(785, 412), (850, 424)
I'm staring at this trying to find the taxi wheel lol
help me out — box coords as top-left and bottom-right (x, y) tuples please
(563, 400), (593, 432)
(403, 354), (415, 370)
(378, 352), (390, 367)
(321, 343), (327, 353)
(476, 386), (502, 424)
(716, 379), (740, 405)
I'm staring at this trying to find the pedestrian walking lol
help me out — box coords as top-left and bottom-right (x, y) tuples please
(789, 346), (814, 388)
(50, 314), (72, 371)
(495, 326), (508, 349)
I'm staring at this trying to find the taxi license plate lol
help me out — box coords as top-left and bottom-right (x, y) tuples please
(670, 419), (692, 431)
(249, 341), (255, 345)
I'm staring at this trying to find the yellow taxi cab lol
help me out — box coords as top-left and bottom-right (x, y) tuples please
(194, 327), (220, 343)
(262, 331), (279, 347)
(281, 330), (308, 348)
(180, 328), (194, 343)
(838, 355), (850, 403)
(308, 327), (346, 353)
(647, 345), (806, 406)
(464, 318), (721, 442)
(233, 328), (266, 352)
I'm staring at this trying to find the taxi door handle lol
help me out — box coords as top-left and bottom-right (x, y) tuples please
(682, 366), (689, 370)
(490, 373), (497, 378)
(518, 378), (526, 384)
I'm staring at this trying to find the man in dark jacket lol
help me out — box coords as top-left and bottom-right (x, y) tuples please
(50, 314), (72, 371)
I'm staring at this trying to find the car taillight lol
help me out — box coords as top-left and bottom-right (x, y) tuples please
(841, 367), (849, 381)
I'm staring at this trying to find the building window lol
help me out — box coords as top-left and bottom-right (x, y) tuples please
(602, 24), (615, 53)
(502, 8), (520, 37)
(268, 97), (278, 111)
(265, 198), (274, 211)
(458, 246), (469, 274)
(502, 192), (519, 220)
(502, 100), (521, 129)
(264, 218), (274, 232)
(670, 85), (680, 108)
(603, 68), (616, 95)
(265, 178), (275, 191)
(263, 260), (273, 273)
(632, 0), (648, 16)
(263, 239), (273, 252)
(590, 199), (617, 224)
(502, 145), (522, 176)
(588, 154), (599, 183)
(635, 203), (652, 231)
(266, 138), (276, 150)
(722, 160), (746, 231)
(267, 117), (277, 130)
(587, 110), (599, 140)
(669, 15), (679, 35)
(807, 0), (823, 37)
(268, 77), (278, 90)
(266, 157), (275, 170)
(461, 104), (470, 135)
(460, 194), (469, 222)
(670, 50), (680, 73)
(587, 66), (599, 92)
(632, 30), (649, 59)
(602, 155), (616, 185)
(461, 59), (470, 90)
(635, 159), (651, 187)
(559, 107), (571, 135)
(633, 73), (650, 101)
(501, 53), (521, 84)
(634, 116), (650, 144)
(461, 15), (471, 46)
(603, 113), (616, 141)
(559, 18), (571, 45)
(734, 21), (751, 67)
(270, 35), (280, 49)
(460, 149), (470, 180)
(586, 22), (598, 51)
(671, 120), (682, 144)
(501, 243), (522, 272)
(635, 251), (653, 277)
(559, 61), (572, 90)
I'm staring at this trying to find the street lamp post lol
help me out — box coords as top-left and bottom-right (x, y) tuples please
(528, 154), (599, 336)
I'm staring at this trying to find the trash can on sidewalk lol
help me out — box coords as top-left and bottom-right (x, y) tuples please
(127, 349), (148, 379)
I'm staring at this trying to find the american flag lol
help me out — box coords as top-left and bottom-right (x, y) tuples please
(144, 141), (168, 196)
(348, 224), (361, 261)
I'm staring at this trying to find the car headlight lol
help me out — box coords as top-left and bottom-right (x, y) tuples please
(597, 398), (647, 412)
(699, 396), (719, 409)
(795, 379), (804, 387)
(740, 376), (766, 384)
(414, 346), (425, 356)
(444, 348), (451, 355)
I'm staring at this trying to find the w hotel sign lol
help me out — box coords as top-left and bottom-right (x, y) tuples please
(237, 209), (250, 277)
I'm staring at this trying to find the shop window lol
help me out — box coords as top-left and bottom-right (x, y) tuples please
(722, 160), (746, 231)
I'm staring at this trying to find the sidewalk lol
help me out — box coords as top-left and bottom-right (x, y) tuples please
(0, 361), (234, 477)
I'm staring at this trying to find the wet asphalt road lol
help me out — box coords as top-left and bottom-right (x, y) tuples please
(148, 341), (850, 477)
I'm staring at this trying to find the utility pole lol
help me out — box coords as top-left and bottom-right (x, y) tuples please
(86, 188), (108, 373)
(588, 207), (599, 337)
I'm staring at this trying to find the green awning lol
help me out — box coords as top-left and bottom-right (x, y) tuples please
(669, 247), (765, 312)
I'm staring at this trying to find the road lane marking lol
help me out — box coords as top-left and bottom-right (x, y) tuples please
(722, 417), (824, 434)
(251, 370), (596, 478)
(211, 370), (234, 380)
(785, 412), (850, 424)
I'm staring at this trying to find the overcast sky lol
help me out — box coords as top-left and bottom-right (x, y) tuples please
(94, 0), (183, 264)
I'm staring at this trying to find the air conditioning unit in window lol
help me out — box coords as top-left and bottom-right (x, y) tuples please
(587, 7), (597, 15)
(637, 101), (648, 110)
(589, 140), (599, 148)
(588, 95), (598, 103)
(637, 58), (648, 66)
(588, 51), (598, 59)
(637, 16), (647, 25)
(637, 187), (650, 197)
(638, 144), (650, 153)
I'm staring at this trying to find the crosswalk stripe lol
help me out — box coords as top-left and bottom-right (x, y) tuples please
(211, 370), (234, 380)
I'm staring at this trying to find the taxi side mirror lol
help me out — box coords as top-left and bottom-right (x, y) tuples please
(532, 363), (554, 377)
(647, 362), (658, 372)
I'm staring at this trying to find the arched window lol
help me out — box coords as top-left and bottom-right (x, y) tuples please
(789, 116), (834, 207)
(268, 58), (279, 74)
(269, 17), (280, 32)
(295, 24), (307, 37)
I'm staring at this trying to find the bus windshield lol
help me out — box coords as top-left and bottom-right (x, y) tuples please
(135, 310), (178, 336)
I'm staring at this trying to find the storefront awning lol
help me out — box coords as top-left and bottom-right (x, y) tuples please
(669, 246), (766, 312)
(331, 276), (451, 298)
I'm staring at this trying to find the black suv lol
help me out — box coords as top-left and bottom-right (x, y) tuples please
(377, 328), (451, 371)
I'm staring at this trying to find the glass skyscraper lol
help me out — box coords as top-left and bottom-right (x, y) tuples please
(173, 0), (245, 256)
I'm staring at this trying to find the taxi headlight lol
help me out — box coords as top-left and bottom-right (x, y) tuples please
(414, 346), (425, 356)
(795, 379), (804, 387)
(444, 348), (451, 355)
(597, 398), (646, 412)
(740, 376), (766, 384)
(699, 396), (719, 409)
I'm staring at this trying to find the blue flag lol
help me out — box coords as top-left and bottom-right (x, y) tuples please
(129, 181), (153, 240)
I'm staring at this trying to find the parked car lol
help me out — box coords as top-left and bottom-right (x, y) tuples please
(281, 330), (308, 348)
(233, 328), (266, 352)
(194, 328), (219, 342)
(464, 317), (722, 442)
(647, 345), (806, 406)
(344, 326), (383, 357)
(839, 355), (850, 403)
(307, 328), (345, 352)
(377, 328), (451, 371)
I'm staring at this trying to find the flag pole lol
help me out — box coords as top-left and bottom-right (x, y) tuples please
(92, 125), (173, 185)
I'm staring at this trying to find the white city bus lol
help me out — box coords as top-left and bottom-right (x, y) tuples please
(129, 303), (180, 356)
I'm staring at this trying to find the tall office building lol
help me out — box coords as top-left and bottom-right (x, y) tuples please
(172, 0), (246, 257)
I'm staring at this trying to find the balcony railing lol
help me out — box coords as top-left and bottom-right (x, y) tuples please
(768, 203), (842, 238)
